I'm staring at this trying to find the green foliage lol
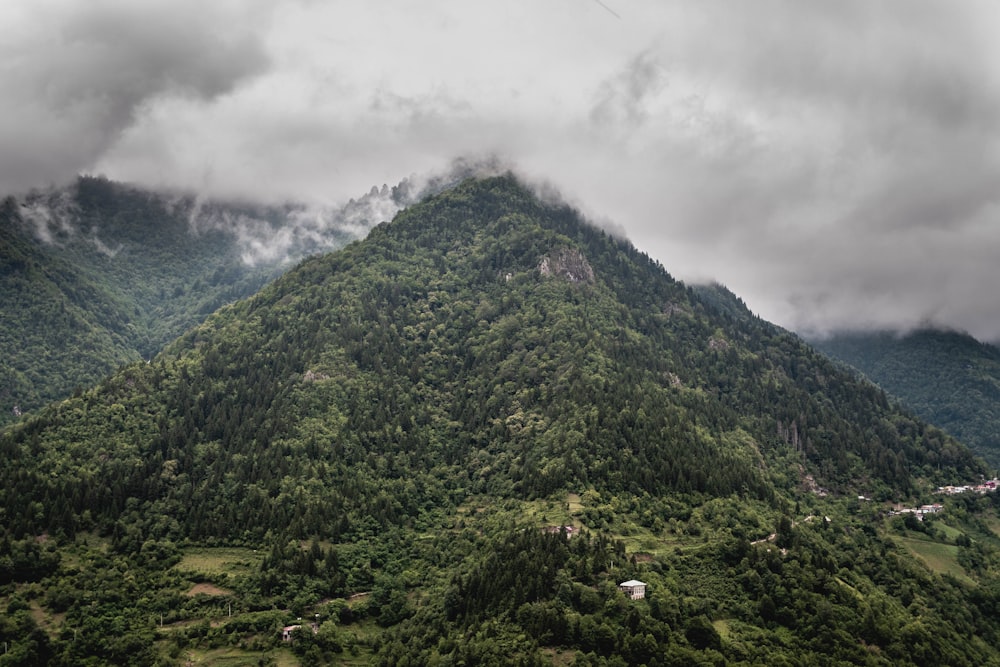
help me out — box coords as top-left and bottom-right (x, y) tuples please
(0, 536), (60, 584)
(1, 175), (998, 664)
(0, 176), (333, 429)
(814, 328), (1000, 466)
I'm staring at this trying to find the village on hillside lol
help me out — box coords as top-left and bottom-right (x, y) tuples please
(882, 478), (1000, 521)
(936, 478), (1000, 495)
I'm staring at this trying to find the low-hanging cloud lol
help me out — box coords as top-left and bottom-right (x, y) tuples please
(4, 0), (1000, 340)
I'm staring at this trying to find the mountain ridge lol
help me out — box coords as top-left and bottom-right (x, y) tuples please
(3, 174), (982, 542)
(0, 174), (399, 427)
(2, 174), (998, 665)
(812, 327), (1000, 467)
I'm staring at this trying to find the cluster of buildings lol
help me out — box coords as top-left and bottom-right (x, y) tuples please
(936, 479), (999, 495)
(888, 503), (943, 520)
(881, 478), (1000, 522)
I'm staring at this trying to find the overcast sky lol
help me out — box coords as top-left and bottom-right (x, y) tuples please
(4, 0), (1000, 340)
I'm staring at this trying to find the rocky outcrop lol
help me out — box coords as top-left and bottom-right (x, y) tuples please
(538, 247), (595, 284)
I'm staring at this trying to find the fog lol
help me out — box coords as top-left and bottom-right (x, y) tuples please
(4, 0), (1000, 339)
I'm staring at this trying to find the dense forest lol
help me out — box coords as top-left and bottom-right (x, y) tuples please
(0, 176), (389, 428)
(814, 329), (1000, 467)
(3, 175), (1000, 665)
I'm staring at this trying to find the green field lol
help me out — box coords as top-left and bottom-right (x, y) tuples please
(893, 535), (975, 586)
(175, 547), (263, 576)
(934, 521), (965, 543)
(182, 646), (299, 666)
(712, 618), (733, 639)
(566, 492), (583, 514)
(982, 515), (1000, 539)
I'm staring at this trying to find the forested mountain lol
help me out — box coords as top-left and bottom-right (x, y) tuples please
(0, 176), (394, 428)
(690, 282), (762, 328)
(814, 329), (1000, 468)
(3, 175), (1000, 666)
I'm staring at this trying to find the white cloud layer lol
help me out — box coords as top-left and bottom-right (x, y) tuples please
(3, 0), (1000, 340)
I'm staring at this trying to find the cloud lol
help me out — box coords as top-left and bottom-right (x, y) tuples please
(590, 51), (668, 128)
(185, 184), (407, 267)
(4, 0), (1000, 340)
(0, 0), (270, 194)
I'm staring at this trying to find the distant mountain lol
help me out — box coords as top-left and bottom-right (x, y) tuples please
(0, 175), (399, 427)
(812, 328), (1000, 468)
(4, 175), (998, 665)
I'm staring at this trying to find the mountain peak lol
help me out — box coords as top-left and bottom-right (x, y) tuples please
(1, 171), (996, 665)
(6, 172), (982, 538)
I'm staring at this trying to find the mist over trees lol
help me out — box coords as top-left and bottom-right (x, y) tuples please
(0, 175), (391, 428)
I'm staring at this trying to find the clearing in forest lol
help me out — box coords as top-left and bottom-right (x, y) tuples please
(185, 582), (233, 597)
(175, 547), (262, 576)
(892, 535), (975, 585)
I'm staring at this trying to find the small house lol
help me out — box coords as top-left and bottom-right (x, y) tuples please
(282, 623), (318, 641)
(619, 579), (647, 600)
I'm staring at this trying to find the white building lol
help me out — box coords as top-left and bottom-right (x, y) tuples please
(619, 579), (647, 600)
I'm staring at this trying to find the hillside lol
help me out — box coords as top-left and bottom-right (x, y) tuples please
(0, 176), (392, 428)
(813, 329), (1000, 468)
(3, 175), (1000, 666)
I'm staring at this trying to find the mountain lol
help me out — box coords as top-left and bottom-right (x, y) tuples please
(0, 175), (396, 428)
(813, 328), (1000, 468)
(2, 175), (999, 666)
(690, 282), (763, 327)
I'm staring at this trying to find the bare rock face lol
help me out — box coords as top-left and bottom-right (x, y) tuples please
(538, 247), (595, 284)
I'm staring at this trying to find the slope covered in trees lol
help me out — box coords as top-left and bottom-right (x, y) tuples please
(814, 329), (1000, 467)
(2, 175), (998, 665)
(0, 176), (387, 428)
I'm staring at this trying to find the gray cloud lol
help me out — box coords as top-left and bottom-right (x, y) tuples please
(590, 52), (667, 128)
(0, 0), (269, 194)
(4, 1), (1000, 340)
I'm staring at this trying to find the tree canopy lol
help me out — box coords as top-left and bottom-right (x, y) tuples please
(1, 174), (996, 665)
